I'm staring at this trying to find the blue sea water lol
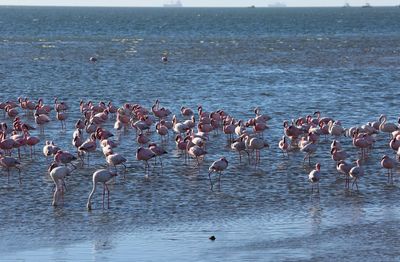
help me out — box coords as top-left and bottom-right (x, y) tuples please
(0, 6), (400, 261)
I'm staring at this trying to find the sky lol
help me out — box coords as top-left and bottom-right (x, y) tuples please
(0, 0), (398, 7)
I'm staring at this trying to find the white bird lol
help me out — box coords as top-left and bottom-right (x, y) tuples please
(379, 114), (399, 137)
(48, 162), (73, 206)
(349, 159), (364, 190)
(336, 160), (354, 189)
(208, 157), (228, 190)
(106, 153), (127, 177)
(300, 140), (317, 165)
(87, 169), (118, 210)
(308, 162), (321, 193)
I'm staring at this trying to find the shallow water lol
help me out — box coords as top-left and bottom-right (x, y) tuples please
(0, 6), (400, 261)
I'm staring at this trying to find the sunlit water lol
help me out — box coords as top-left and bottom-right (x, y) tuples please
(0, 6), (400, 261)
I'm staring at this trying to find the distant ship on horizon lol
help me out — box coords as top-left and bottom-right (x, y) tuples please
(361, 2), (372, 8)
(268, 2), (287, 8)
(163, 0), (183, 7)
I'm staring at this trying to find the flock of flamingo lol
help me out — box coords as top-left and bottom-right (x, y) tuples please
(0, 97), (399, 210)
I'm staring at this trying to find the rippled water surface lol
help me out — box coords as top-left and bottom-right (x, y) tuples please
(0, 6), (400, 261)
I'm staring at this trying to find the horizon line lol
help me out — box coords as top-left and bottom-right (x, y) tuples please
(0, 4), (399, 7)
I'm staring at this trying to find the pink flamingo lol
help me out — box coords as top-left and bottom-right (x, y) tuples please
(175, 134), (188, 162)
(78, 133), (97, 166)
(107, 101), (118, 116)
(180, 106), (194, 117)
(34, 111), (50, 134)
(308, 163), (321, 193)
(208, 157), (228, 190)
(106, 153), (127, 177)
(231, 135), (250, 163)
(349, 159), (364, 190)
(336, 160), (353, 189)
(0, 152), (21, 183)
(330, 147), (348, 162)
(389, 135), (400, 152)
(300, 138), (317, 165)
(379, 114), (398, 138)
(87, 169), (118, 210)
(156, 121), (169, 142)
(54, 150), (77, 168)
(149, 143), (167, 167)
(5, 104), (19, 119)
(381, 155), (397, 184)
(136, 147), (156, 176)
(24, 130), (40, 158)
(223, 119), (236, 143)
(137, 132), (150, 145)
(54, 97), (68, 112)
(56, 111), (68, 130)
(245, 135), (269, 166)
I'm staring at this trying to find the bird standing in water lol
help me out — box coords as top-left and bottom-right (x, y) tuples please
(308, 163), (321, 193)
(87, 169), (118, 210)
(208, 157), (228, 190)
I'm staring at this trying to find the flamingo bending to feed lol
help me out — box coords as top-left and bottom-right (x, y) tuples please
(87, 169), (118, 210)
(208, 157), (228, 190)
(48, 162), (73, 206)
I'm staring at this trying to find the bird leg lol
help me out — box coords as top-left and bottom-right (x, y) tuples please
(106, 184), (110, 209)
(16, 167), (21, 184)
(102, 183), (106, 209)
(208, 172), (214, 191)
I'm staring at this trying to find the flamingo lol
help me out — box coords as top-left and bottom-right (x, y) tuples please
(156, 121), (169, 142)
(149, 143), (167, 167)
(34, 111), (50, 134)
(208, 157), (228, 190)
(172, 115), (189, 135)
(106, 153), (127, 177)
(244, 135), (269, 165)
(349, 159), (364, 190)
(78, 133), (97, 166)
(43, 141), (60, 162)
(389, 135), (400, 152)
(278, 135), (290, 157)
(86, 169), (118, 210)
(381, 155), (397, 184)
(336, 160), (353, 189)
(48, 162), (73, 206)
(330, 147), (348, 162)
(308, 163), (321, 193)
(175, 134), (188, 162)
(56, 111), (68, 130)
(379, 114), (398, 138)
(0, 152), (21, 183)
(24, 131), (40, 158)
(231, 135), (249, 163)
(186, 138), (207, 166)
(180, 106), (193, 117)
(0, 131), (16, 155)
(136, 147), (156, 176)
(300, 138), (317, 165)
(54, 150), (77, 168)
